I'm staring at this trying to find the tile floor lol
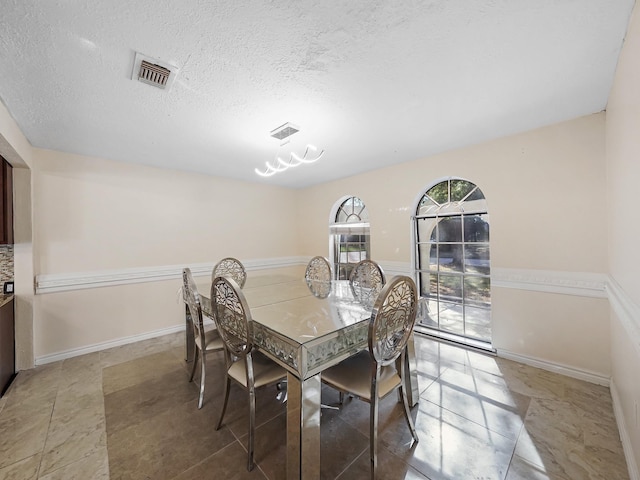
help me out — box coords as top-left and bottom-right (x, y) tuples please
(0, 332), (630, 479)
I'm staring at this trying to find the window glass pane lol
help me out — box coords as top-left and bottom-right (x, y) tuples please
(437, 203), (463, 215)
(417, 297), (438, 328)
(450, 180), (475, 202)
(417, 195), (439, 216)
(336, 196), (369, 223)
(438, 274), (462, 301)
(464, 276), (491, 306)
(464, 215), (490, 242)
(459, 198), (487, 214)
(417, 244), (437, 271)
(429, 273), (438, 297)
(438, 244), (463, 272)
(426, 182), (448, 204)
(438, 302), (464, 334)
(437, 217), (462, 242)
(418, 273), (439, 299)
(464, 306), (491, 341)
(465, 188), (485, 201)
(416, 217), (437, 243)
(464, 245), (490, 274)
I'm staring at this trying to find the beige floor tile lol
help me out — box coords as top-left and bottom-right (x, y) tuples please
(420, 365), (531, 440)
(0, 453), (40, 480)
(38, 392), (107, 477)
(103, 350), (193, 395)
(505, 454), (570, 480)
(172, 441), (268, 480)
(382, 397), (517, 479)
(38, 447), (109, 480)
(335, 447), (429, 480)
(99, 332), (184, 369)
(514, 397), (630, 480)
(106, 395), (237, 479)
(0, 408), (52, 470)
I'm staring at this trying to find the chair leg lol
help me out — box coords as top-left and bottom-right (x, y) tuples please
(370, 369), (381, 480)
(197, 350), (206, 409)
(189, 348), (199, 382)
(400, 384), (419, 443)
(216, 376), (231, 430)
(247, 385), (256, 471)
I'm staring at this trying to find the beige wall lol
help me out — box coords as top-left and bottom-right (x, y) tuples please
(300, 114), (610, 374)
(606, 3), (640, 474)
(301, 114), (607, 272)
(33, 149), (298, 273)
(31, 149), (298, 356)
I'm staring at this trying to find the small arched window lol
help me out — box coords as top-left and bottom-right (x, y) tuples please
(330, 196), (370, 280)
(413, 178), (491, 348)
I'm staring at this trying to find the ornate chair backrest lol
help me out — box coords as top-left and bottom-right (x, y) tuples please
(350, 259), (386, 306)
(305, 256), (332, 282)
(183, 268), (205, 339)
(368, 275), (418, 367)
(212, 257), (247, 288)
(210, 275), (252, 358)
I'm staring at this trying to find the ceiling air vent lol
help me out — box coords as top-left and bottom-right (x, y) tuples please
(138, 61), (170, 88)
(131, 52), (179, 91)
(270, 122), (299, 141)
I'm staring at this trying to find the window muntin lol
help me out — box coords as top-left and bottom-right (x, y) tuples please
(414, 179), (491, 346)
(332, 197), (370, 280)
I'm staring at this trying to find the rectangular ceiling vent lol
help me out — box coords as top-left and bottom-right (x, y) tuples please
(270, 122), (299, 141)
(139, 61), (170, 88)
(131, 52), (179, 91)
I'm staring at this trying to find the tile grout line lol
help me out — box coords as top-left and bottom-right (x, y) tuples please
(35, 371), (61, 479)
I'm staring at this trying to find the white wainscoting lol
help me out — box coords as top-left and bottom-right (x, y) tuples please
(612, 378), (640, 480)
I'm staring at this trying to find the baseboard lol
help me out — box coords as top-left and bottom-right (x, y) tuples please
(497, 349), (610, 386)
(611, 378), (640, 480)
(34, 324), (185, 365)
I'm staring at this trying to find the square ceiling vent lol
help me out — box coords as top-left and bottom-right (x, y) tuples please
(131, 52), (179, 90)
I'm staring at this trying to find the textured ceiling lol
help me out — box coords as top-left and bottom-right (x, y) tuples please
(0, 0), (634, 188)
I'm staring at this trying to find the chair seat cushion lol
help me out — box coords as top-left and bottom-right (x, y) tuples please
(228, 351), (287, 389)
(322, 351), (401, 401)
(195, 328), (224, 352)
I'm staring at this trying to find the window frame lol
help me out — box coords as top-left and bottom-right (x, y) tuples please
(412, 177), (492, 349)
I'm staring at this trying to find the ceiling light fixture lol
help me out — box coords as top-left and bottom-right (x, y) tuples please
(256, 123), (325, 177)
(255, 144), (325, 177)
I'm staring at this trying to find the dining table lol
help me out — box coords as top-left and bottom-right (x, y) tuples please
(185, 265), (419, 480)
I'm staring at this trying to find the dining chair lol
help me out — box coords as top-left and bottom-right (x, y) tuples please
(211, 275), (287, 471)
(182, 268), (224, 409)
(321, 275), (420, 479)
(349, 259), (386, 307)
(305, 255), (332, 282)
(212, 257), (247, 288)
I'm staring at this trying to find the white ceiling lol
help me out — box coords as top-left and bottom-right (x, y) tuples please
(0, 0), (634, 188)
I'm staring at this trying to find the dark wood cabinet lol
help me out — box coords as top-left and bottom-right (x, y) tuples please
(0, 156), (13, 245)
(0, 297), (15, 396)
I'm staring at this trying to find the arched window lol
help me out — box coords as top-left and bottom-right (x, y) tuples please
(413, 178), (491, 349)
(330, 196), (370, 280)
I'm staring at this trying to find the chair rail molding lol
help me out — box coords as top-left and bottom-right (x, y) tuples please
(491, 267), (607, 298)
(34, 260), (609, 299)
(606, 276), (640, 359)
(34, 256), (307, 294)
